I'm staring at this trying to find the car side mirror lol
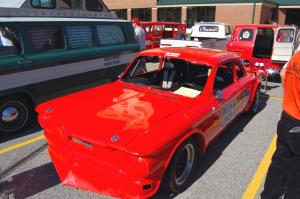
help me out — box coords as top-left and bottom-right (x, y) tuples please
(111, 72), (123, 82)
(215, 90), (224, 99)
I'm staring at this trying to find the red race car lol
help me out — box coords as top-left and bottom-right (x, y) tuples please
(37, 48), (261, 198)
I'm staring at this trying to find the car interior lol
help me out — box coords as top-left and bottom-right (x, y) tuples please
(253, 28), (274, 58)
(122, 56), (212, 97)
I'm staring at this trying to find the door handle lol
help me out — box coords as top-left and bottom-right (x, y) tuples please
(18, 60), (32, 64)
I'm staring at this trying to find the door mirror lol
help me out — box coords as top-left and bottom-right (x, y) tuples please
(215, 90), (224, 99)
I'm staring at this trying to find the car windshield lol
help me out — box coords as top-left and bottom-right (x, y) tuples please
(122, 56), (212, 98)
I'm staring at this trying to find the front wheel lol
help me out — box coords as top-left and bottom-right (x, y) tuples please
(162, 138), (200, 193)
(0, 96), (33, 135)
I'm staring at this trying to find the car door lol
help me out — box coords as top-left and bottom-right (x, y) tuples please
(272, 27), (297, 62)
(227, 27), (256, 61)
(208, 62), (241, 141)
(233, 61), (251, 113)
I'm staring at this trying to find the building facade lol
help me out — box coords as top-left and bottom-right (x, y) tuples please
(103, 0), (300, 27)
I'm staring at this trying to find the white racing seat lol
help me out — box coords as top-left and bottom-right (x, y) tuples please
(162, 62), (175, 89)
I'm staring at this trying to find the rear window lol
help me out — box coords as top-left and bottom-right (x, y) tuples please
(199, 26), (219, 32)
(31, 0), (56, 9)
(86, 0), (103, 11)
(0, 26), (21, 56)
(239, 29), (254, 41)
(96, 25), (125, 45)
(29, 25), (63, 52)
(66, 26), (94, 49)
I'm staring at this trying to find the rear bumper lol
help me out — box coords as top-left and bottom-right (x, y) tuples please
(266, 68), (280, 77)
(48, 146), (160, 198)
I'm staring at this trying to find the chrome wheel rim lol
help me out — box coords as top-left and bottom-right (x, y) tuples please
(0, 101), (28, 132)
(175, 144), (195, 186)
(2, 107), (19, 122)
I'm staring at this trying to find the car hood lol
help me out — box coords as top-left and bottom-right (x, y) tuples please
(37, 82), (189, 151)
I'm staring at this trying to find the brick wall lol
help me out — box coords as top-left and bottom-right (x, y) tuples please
(103, 0), (156, 9)
(215, 4), (273, 25)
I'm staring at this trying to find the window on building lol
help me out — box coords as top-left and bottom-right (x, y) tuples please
(66, 26), (94, 49)
(158, 8), (181, 22)
(86, 0), (103, 11)
(0, 26), (21, 56)
(96, 25), (125, 45)
(239, 29), (254, 41)
(131, 8), (151, 22)
(29, 26), (63, 52)
(31, 0), (56, 9)
(60, 0), (81, 9)
(113, 9), (127, 20)
(187, 6), (216, 28)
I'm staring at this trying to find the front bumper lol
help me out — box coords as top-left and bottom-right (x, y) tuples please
(48, 145), (160, 199)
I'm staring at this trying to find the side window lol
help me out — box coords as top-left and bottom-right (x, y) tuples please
(0, 26), (21, 56)
(226, 26), (231, 35)
(96, 25), (125, 45)
(213, 63), (234, 91)
(86, 0), (103, 11)
(60, 0), (81, 9)
(239, 29), (254, 41)
(29, 25), (63, 52)
(277, 29), (294, 43)
(66, 26), (94, 49)
(234, 62), (245, 79)
(31, 0), (56, 9)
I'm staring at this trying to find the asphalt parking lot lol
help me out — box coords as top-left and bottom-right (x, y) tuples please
(0, 81), (283, 199)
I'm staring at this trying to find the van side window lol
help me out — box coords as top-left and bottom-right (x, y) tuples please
(66, 26), (94, 49)
(86, 0), (103, 11)
(226, 26), (231, 35)
(277, 29), (294, 43)
(213, 63), (234, 91)
(96, 25), (125, 45)
(0, 26), (21, 56)
(239, 29), (254, 41)
(29, 26), (63, 52)
(31, 0), (56, 9)
(60, 0), (81, 9)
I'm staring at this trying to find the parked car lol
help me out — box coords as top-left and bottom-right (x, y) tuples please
(140, 22), (186, 49)
(227, 24), (299, 78)
(37, 47), (261, 198)
(160, 22), (231, 50)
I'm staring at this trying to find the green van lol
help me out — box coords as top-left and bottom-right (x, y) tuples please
(0, 0), (139, 135)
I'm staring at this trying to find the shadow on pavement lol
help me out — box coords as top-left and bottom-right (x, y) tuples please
(0, 123), (42, 144)
(0, 162), (59, 199)
(152, 95), (269, 198)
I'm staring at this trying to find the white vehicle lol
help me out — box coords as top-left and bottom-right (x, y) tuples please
(160, 22), (231, 50)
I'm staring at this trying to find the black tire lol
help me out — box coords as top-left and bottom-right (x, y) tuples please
(161, 137), (200, 193)
(0, 96), (34, 135)
(249, 87), (261, 115)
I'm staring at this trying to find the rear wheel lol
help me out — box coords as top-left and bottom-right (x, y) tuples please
(249, 87), (261, 115)
(162, 138), (200, 193)
(0, 96), (34, 135)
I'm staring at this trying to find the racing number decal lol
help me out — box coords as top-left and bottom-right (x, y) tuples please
(220, 88), (250, 128)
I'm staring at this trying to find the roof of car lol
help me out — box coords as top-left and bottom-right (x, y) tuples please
(138, 47), (239, 65)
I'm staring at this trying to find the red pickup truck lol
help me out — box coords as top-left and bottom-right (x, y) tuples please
(141, 22), (186, 49)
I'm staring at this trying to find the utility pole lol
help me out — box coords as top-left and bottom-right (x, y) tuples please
(252, 0), (256, 24)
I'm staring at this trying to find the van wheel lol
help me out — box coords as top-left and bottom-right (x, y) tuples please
(162, 138), (200, 193)
(249, 88), (261, 115)
(0, 96), (33, 134)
